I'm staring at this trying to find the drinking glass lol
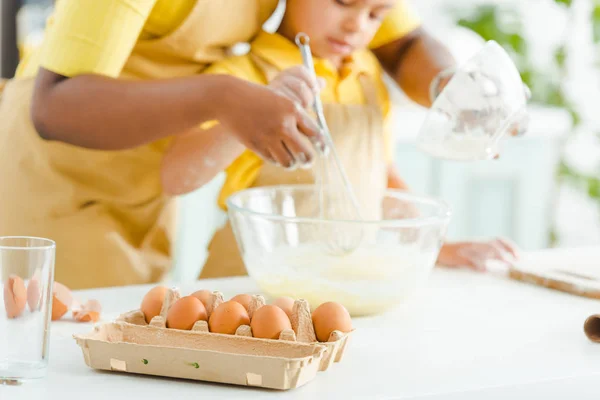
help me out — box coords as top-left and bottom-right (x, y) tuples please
(0, 237), (55, 384)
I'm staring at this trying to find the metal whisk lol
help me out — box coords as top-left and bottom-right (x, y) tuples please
(295, 33), (363, 255)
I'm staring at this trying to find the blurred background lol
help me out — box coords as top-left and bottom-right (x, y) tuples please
(1, 0), (599, 280)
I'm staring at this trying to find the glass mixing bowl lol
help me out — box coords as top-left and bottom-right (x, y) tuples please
(226, 185), (451, 316)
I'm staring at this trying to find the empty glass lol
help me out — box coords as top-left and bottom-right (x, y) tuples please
(416, 40), (530, 161)
(0, 237), (55, 384)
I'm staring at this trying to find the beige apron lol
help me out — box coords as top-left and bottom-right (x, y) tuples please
(199, 54), (388, 279)
(0, 0), (278, 289)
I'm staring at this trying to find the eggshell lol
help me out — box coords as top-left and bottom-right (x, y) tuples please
(73, 299), (102, 323)
(52, 282), (73, 321)
(191, 289), (212, 308)
(166, 296), (207, 330)
(27, 271), (41, 311)
(3, 275), (27, 319)
(311, 302), (352, 342)
(230, 294), (252, 311)
(251, 305), (292, 340)
(71, 298), (82, 315)
(140, 286), (168, 324)
(208, 301), (250, 335)
(272, 296), (295, 319)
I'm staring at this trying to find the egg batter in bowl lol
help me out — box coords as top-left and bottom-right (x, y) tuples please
(227, 185), (451, 317)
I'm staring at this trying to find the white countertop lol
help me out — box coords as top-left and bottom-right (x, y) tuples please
(3, 247), (600, 399)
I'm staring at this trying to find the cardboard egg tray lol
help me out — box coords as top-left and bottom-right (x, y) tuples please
(73, 288), (352, 390)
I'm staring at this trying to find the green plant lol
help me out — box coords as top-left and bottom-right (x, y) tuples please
(593, 0), (600, 43)
(453, 3), (575, 115)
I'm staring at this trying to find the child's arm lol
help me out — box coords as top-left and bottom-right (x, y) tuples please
(387, 164), (410, 190)
(437, 239), (520, 272)
(161, 123), (245, 196)
(372, 27), (456, 108)
(386, 166), (520, 270)
(383, 165), (420, 220)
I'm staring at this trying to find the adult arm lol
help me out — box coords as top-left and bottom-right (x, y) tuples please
(372, 27), (456, 108)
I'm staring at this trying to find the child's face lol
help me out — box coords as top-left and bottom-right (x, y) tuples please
(283, 0), (397, 64)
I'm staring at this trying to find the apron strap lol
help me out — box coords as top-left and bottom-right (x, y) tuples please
(357, 73), (381, 109)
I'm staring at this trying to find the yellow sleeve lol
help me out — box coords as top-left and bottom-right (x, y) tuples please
(217, 152), (264, 210)
(203, 57), (268, 210)
(40, 0), (157, 78)
(369, 0), (422, 49)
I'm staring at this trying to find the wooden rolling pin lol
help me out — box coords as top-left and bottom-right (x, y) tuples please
(507, 247), (600, 299)
(508, 267), (600, 300)
(584, 314), (600, 343)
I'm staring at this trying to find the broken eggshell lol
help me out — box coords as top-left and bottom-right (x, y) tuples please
(26, 268), (42, 311)
(52, 282), (73, 321)
(73, 299), (102, 323)
(4, 275), (27, 319)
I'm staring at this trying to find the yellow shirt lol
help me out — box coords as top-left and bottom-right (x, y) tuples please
(204, 32), (394, 209)
(17, 0), (198, 78)
(16, 0), (420, 79)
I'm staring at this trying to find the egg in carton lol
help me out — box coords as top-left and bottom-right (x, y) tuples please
(117, 288), (352, 371)
(74, 288), (352, 390)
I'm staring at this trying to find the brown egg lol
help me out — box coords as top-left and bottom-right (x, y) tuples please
(230, 294), (252, 311)
(272, 296), (295, 319)
(4, 275), (27, 319)
(27, 271), (41, 311)
(52, 282), (73, 321)
(73, 299), (102, 323)
(311, 302), (352, 342)
(209, 301), (250, 335)
(251, 305), (292, 340)
(166, 296), (207, 330)
(140, 286), (168, 323)
(191, 289), (212, 309)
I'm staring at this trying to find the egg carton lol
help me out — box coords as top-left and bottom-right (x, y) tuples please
(73, 288), (351, 390)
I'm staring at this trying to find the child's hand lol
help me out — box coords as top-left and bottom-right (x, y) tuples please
(269, 66), (325, 110)
(436, 238), (520, 272)
(218, 75), (325, 170)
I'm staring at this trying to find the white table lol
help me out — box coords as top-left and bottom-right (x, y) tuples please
(4, 247), (600, 399)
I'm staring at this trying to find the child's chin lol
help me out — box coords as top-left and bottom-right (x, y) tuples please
(313, 49), (348, 65)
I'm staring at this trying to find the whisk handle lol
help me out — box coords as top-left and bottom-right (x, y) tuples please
(295, 33), (332, 146)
